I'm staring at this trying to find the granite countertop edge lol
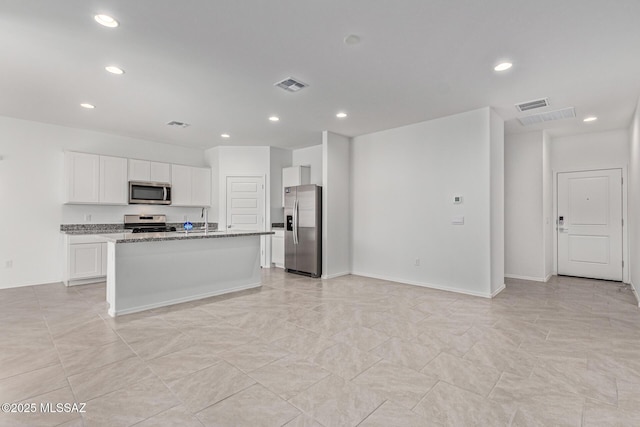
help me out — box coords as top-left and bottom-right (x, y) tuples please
(105, 230), (274, 243)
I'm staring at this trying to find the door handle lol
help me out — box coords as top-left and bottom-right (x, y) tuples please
(293, 199), (299, 245)
(558, 227), (569, 232)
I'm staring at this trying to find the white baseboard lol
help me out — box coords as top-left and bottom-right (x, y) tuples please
(322, 271), (351, 280)
(544, 273), (553, 282)
(491, 283), (506, 297)
(66, 277), (106, 286)
(350, 271), (495, 298)
(630, 281), (640, 308)
(0, 280), (63, 290)
(108, 282), (262, 317)
(504, 274), (548, 282)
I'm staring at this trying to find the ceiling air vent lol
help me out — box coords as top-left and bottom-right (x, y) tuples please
(166, 121), (190, 128)
(274, 77), (309, 92)
(518, 107), (576, 126)
(515, 98), (549, 112)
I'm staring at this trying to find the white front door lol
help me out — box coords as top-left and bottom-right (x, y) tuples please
(226, 176), (265, 231)
(557, 169), (623, 281)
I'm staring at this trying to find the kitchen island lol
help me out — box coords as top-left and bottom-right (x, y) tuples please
(99, 230), (274, 317)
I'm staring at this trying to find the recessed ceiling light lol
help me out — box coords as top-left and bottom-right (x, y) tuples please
(494, 62), (513, 71)
(269, 116), (280, 122)
(344, 34), (361, 45)
(221, 133), (230, 138)
(583, 116), (598, 122)
(80, 103), (95, 109)
(94, 14), (119, 28)
(336, 112), (347, 118)
(105, 66), (124, 75)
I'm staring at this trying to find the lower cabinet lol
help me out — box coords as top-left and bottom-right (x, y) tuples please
(272, 229), (284, 268)
(64, 235), (108, 285)
(69, 243), (102, 279)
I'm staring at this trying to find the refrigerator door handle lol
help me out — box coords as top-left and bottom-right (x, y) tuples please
(293, 198), (299, 244)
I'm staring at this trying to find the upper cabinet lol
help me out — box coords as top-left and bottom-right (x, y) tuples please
(65, 152), (127, 205)
(65, 152), (100, 203)
(65, 151), (209, 207)
(99, 156), (128, 204)
(128, 159), (171, 183)
(171, 164), (211, 207)
(282, 165), (311, 206)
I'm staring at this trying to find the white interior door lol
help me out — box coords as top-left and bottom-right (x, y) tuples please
(557, 169), (622, 281)
(226, 176), (264, 231)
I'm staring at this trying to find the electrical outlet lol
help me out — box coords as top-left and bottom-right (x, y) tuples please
(5, 260), (13, 268)
(84, 214), (91, 222)
(415, 258), (420, 267)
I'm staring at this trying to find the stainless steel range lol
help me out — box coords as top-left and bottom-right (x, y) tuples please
(124, 214), (177, 233)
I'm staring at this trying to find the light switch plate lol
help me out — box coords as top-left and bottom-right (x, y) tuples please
(452, 215), (464, 225)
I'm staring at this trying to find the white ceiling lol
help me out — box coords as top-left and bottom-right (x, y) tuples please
(1, 1), (639, 150)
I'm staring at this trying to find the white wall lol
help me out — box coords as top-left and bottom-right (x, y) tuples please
(292, 145), (323, 185)
(205, 146), (271, 267)
(629, 97), (640, 302)
(269, 147), (292, 223)
(551, 129), (630, 282)
(504, 132), (545, 280)
(207, 146), (270, 230)
(489, 109), (505, 295)
(551, 129), (630, 172)
(0, 116), (206, 288)
(322, 132), (351, 279)
(542, 131), (553, 279)
(350, 107), (502, 297)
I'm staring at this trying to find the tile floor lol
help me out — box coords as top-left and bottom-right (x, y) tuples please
(1, 270), (639, 426)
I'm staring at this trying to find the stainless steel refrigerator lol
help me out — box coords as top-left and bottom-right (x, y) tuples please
(284, 184), (322, 278)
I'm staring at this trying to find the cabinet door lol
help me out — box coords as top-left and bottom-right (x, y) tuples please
(191, 167), (211, 207)
(101, 243), (108, 276)
(282, 166), (310, 206)
(272, 231), (284, 267)
(128, 159), (151, 181)
(171, 164), (191, 206)
(69, 243), (102, 279)
(100, 156), (128, 205)
(65, 152), (100, 203)
(150, 162), (171, 183)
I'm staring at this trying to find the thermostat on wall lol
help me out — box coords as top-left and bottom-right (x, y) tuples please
(453, 196), (463, 204)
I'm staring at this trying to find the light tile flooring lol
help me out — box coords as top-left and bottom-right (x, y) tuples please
(1, 270), (639, 426)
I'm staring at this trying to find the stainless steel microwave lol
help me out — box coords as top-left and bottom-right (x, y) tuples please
(129, 181), (172, 205)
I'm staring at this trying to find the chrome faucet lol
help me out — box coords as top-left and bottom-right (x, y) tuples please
(201, 207), (209, 233)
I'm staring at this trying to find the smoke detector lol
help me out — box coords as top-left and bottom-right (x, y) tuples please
(515, 98), (549, 112)
(166, 121), (190, 128)
(274, 77), (309, 92)
(518, 107), (576, 126)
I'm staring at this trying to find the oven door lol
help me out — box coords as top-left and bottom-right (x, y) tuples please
(129, 181), (171, 205)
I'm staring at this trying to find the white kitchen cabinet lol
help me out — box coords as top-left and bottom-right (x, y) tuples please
(129, 159), (171, 183)
(191, 167), (211, 206)
(101, 242), (108, 276)
(65, 152), (100, 203)
(171, 164), (191, 206)
(150, 162), (171, 183)
(63, 235), (109, 285)
(282, 165), (310, 206)
(171, 164), (211, 207)
(65, 152), (127, 205)
(271, 229), (284, 268)
(99, 156), (128, 205)
(69, 243), (102, 280)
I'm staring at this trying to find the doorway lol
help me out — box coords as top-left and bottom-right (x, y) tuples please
(557, 169), (623, 281)
(225, 176), (265, 231)
(225, 176), (266, 266)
